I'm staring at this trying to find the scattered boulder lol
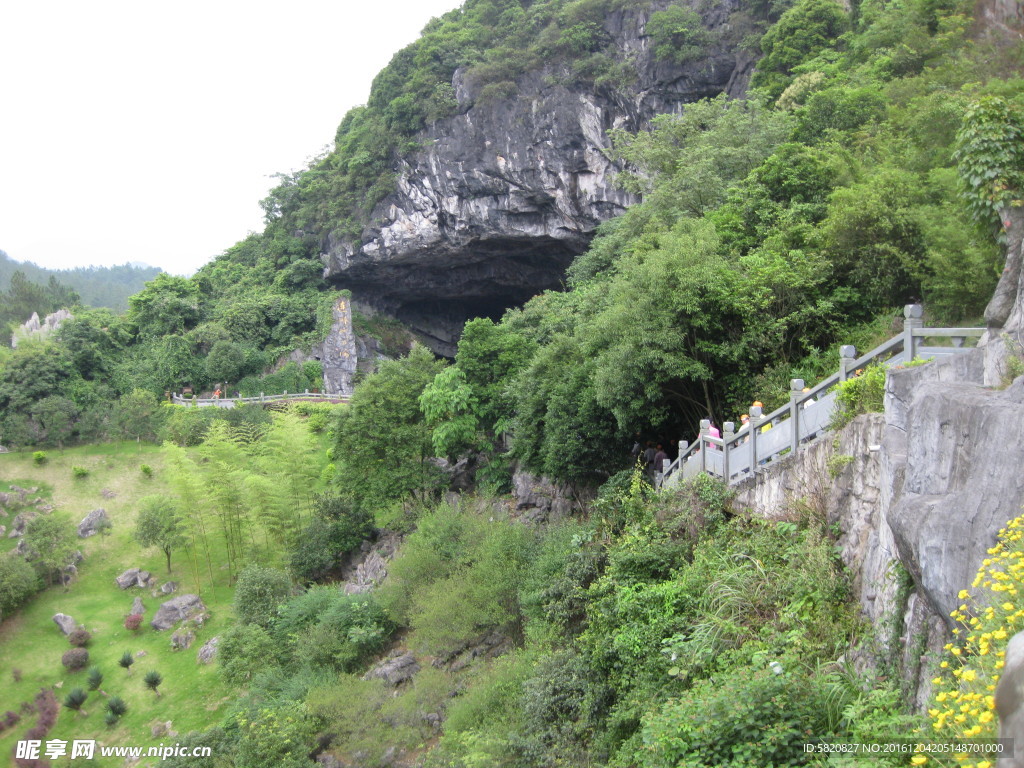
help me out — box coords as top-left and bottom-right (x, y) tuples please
(150, 594), (206, 631)
(170, 629), (195, 651)
(77, 508), (109, 538)
(52, 613), (77, 635)
(131, 597), (145, 616)
(196, 636), (220, 664)
(8, 512), (33, 538)
(160, 581), (178, 594)
(363, 652), (419, 686)
(69, 550), (84, 566)
(151, 721), (174, 738)
(61, 565), (77, 585)
(0, 526), (5, 537)
(135, 650), (148, 658)
(115, 568), (152, 589)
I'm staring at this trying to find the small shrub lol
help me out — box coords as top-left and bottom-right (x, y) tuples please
(61, 647), (89, 671)
(71, 466), (89, 479)
(219, 623), (279, 685)
(140, 464), (153, 478)
(32, 451), (47, 465)
(106, 696), (128, 717)
(87, 666), (103, 691)
(3, 710), (20, 730)
(11, 668), (21, 684)
(233, 565), (292, 627)
(63, 687), (87, 714)
(67, 629), (91, 647)
(830, 363), (886, 429)
(104, 711), (119, 727)
(118, 650), (135, 673)
(144, 669), (163, 695)
(124, 613), (143, 631)
(827, 453), (855, 479)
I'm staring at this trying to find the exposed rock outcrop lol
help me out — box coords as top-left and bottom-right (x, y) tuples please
(320, 295), (359, 395)
(322, 0), (756, 353)
(150, 594), (206, 631)
(116, 568), (152, 589)
(52, 613), (77, 635)
(11, 309), (72, 349)
(341, 532), (401, 595)
(363, 652), (419, 686)
(197, 636), (220, 664)
(77, 508), (108, 538)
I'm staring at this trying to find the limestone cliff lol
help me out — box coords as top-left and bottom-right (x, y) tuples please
(322, 0), (756, 354)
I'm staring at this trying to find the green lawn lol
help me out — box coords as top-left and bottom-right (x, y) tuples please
(0, 443), (237, 765)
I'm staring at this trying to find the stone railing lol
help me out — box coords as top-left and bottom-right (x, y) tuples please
(170, 390), (350, 408)
(659, 305), (983, 488)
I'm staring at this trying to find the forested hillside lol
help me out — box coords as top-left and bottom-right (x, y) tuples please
(0, 0), (1022, 765)
(0, 251), (161, 313)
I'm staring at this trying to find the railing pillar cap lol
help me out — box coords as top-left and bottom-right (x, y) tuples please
(724, 421), (735, 434)
(904, 303), (924, 319)
(750, 405), (763, 419)
(840, 344), (857, 359)
(699, 419), (711, 430)
(790, 378), (804, 391)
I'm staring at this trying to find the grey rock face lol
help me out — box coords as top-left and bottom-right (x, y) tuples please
(53, 613), (77, 635)
(997, 631), (1024, 767)
(115, 568), (151, 589)
(77, 508), (109, 538)
(160, 581), (178, 594)
(341, 531), (400, 595)
(320, 296), (359, 395)
(196, 636), (220, 664)
(131, 597), (145, 616)
(170, 629), (195, 651)
(322, 0), (755, 353)
(150, 594), (206, 631)
(885, 374), (1024, 628)
(363, 652), (419, 686)
(8, 512), (33, 538)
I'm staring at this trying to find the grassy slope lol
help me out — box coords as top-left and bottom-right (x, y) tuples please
(0, 443), (236, 766)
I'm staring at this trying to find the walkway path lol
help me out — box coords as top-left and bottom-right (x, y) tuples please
(659, 305), (982, 488)
(170, 391), (350, 409)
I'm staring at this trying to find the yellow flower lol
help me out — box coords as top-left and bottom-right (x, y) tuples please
(980, 711), (993, 723)
(911, 757), (927, 766)
(959, 589), (971, 599)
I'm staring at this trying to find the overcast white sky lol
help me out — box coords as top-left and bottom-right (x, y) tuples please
(0, 0), (463, 275)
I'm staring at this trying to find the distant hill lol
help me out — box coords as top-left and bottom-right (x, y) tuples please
(0, 250), (162, 311)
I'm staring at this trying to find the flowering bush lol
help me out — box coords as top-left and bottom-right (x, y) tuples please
(124, 613), (143, 631)
(920, 513), (1024, 766)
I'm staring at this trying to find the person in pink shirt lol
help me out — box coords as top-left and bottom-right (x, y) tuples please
(707, 422), (721, 451)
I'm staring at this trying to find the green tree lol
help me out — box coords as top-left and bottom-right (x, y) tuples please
(135, 495), (187, 573)
(116, 388), (164, 442)
(127, 273), (202, 339)
(750, 0), (850, 99)
(609, 95), (795, 219)
(334, 344), (446, 507)
(23, 513), (76, 587)
(234, 565), (292, 627)
(30, 395), (79, 449)
(0, 554), (40, 621)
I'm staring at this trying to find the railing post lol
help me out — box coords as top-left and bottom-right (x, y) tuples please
(260, 392), (264, 404)
(903, 303), (923, 361)
(749, 405), (762, 470)
(790, 378), (804, 454)
(723, 421), (734, 482)
(839, 345), (857, 382)
(699, 419), (710, 474)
